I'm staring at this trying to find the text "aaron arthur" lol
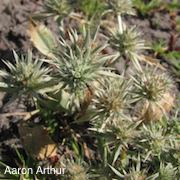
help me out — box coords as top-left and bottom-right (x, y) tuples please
(4, 166), (66, 175)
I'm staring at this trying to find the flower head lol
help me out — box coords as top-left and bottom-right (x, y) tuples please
(40, 0), (75, 21)
(131, 67), (173, 105)
(0, 50), (52, 105)
(109, 25), (146, 58)
(62, 158), (89, 180)
(105, 0), (135, 15)
(90, 75), (133, 130)
(94, 76), (132, 118)
(48, 27), (114, 101)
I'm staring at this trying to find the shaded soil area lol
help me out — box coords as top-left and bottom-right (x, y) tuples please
(0, 0), (180, 178)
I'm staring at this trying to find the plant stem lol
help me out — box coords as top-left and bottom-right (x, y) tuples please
(117, 13), (123, 34)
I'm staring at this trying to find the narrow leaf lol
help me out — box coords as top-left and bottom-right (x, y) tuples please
(108, 164), (124, 178)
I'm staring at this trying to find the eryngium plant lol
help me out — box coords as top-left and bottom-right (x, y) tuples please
(91, 75), (133, 130)
(61, 158), (90, 180)
(135, 123), (178, 160)
(91, 117), (140, 150)
(131, 67), (173, 105)
(113, 158), (149, 180)
(108, 25), (147, 65)
(47, 27), (115, 101)
(104, 0), (135, 15)
(39, 0), (75, 21)
(0, 50), (52, 105)
(156, 162), (177, 180)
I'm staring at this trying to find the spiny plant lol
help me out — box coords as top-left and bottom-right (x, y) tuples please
(105, 9), (149, 70)
(89, 75), (133, 130)
(109, 156), (149, 180)
(104, 0), (135, 15)
(61, 158), (90, 180)
(156, 162), (177, 180)
(0, 0), (179, 180)
(43, 26), (116, 107)
(38, 0), (76, 20)
(130, 65), (174, 125)
(108, 25), (145, 57)
(131, 66), (173, 105)
(135, 122), (178, 160)
(0, 50), (54, 106)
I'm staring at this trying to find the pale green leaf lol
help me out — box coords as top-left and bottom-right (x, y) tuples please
(108, 164), (124, 178)
(27, 19), (57, 58)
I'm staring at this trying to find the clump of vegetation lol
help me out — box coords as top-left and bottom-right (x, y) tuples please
(0, 0), (180, 179)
